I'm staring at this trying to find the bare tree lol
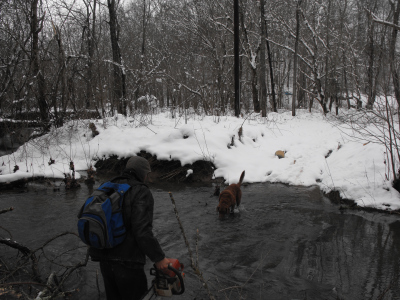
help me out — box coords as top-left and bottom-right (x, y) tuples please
(30, 0), (49, 125)
(234, 0), (240, 116)
(240, 1), (260, 113)
(263, 9), (277, 113)
(259, 0), (267, 116)
(107, 0), (126, 115)
(83, 0), (98, 111)
(292, 0), (302, 116)
(366, 5), (376, 109)
(389, 0), (400, 110)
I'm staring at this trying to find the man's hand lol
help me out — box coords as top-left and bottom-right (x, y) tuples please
(155, 257), (171, 270)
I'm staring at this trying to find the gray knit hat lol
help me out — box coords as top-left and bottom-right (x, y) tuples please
(124, 156), (151, 182)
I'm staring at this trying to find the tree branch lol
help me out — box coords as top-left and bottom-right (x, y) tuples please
(0, 207), (14, 215)
(365, 7), (400, 30)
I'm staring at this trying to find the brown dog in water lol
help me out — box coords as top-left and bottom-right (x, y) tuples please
(217, 171), (245, 219)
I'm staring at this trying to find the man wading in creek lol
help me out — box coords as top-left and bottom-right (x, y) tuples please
(88, 156), (172, 300)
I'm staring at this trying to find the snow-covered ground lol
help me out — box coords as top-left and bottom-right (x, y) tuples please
(1, 109), (399, 211)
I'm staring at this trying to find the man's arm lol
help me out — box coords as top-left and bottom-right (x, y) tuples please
(130, 186), (166, 264)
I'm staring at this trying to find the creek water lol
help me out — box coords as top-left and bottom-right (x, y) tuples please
(1, 180), (400, 300)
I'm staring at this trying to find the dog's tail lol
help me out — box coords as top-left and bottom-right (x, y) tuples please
(238, 170), (245, 186)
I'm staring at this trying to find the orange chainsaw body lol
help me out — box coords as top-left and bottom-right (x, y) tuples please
(151, 258), (185, 297)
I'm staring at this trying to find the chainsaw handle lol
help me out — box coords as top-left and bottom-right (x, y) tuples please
(168, 265), (185, 295)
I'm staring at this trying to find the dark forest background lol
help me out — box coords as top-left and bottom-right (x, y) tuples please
(1, 0), (400, 125)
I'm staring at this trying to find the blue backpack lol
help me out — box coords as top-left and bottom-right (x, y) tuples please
(77, 179), (138, 249)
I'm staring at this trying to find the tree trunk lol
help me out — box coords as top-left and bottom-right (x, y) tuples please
(239, 8), (260, 113)
(251, 67), (260, 112)
(31, 0), (48, 126)
(343, 51), (350, 109)
(366, 16), (375, 109)
(107, 0), (126, 115)
(259, 0), (267, 117)
(234, 0), (240, 117)
(260, 0), (278, 112)
(134, 0), (148, 109)
(86, 0), (97, 110)
(324, 0), (331, 113)
(52, 24), (65, 125)
(267, 49), (277, 111)
(390, 0), (400, 108)
(298, 66), (306, 108)
(292, 1), (302, 116)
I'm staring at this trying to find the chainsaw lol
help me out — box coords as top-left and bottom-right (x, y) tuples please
(141, 258), (185, 300)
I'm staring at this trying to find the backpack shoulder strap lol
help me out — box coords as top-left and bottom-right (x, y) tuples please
(97, 177), (146, 195)
(110, 176), (147, 188)
(99, 181), (131, 194)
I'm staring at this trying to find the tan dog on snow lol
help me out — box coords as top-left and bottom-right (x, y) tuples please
(217, 171), (245, 219)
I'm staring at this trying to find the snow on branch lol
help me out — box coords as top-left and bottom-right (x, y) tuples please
(161, 72), (204, 99)
(271, 11), (316, 59)
(265, 38), (313, 71)
(300, 8), (329, 52)
(365, 7), (400, 30)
